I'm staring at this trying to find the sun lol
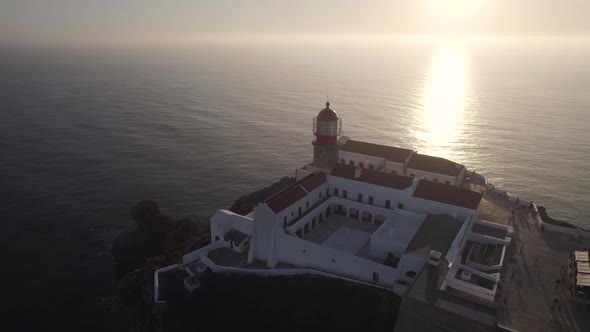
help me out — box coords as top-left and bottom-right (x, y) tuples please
(426, 0), (485, 23)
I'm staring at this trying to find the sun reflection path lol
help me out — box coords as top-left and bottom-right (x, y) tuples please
(416, 47), (470, 159)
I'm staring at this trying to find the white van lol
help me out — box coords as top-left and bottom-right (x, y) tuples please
(428, 250), (442, 267)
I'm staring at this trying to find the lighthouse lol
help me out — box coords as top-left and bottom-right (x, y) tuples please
(312, 101), (342, 169)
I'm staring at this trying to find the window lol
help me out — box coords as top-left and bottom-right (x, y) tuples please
(391, 170), (397, 175)
(359, 162), (365, 168)
(306, 201), (309, 208)
(349, 160), (355, 166)
(334, 188), (339, 196)
(298, 206), (302, 216)
(357, 193), (363, 202)
(291, 211), (294, 217)
(385, 200), (391, 209)
(445, 181), (451, 185)
(319, 192), (322, 199)
(314, 119), (338, 136)
(326, 188), (329, 196)
(339, 158), (345, 164)
(283, 216), (287, 224)
(368, 164), (374, 170)
(433, 178), (439, 183)
(244, 241), (248, 246)
(343, 190), (348, 199)
(215, 236), (220, 241)
(398, 203), (404, 209)
(410, 173), (415, 177)
(368, 196), (374, 205)
(372, 272), (380, 282)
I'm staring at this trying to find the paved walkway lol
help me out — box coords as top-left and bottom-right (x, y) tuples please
(483, 188), (590, 332)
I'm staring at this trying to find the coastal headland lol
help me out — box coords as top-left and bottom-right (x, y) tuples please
(107, 171), (590, 332)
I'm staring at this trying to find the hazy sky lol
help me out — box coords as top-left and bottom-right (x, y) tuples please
(1, 0), (589, 45)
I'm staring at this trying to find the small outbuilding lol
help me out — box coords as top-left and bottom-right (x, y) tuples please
(224, 229), (251, 253)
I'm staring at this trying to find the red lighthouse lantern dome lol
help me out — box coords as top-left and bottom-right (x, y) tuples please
(313, 101), (342, 146)
(316, 101), (339, 120)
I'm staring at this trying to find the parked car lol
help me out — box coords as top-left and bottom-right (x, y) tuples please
(429, 250), (442, 267)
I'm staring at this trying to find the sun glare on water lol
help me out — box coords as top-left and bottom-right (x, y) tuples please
(416, 47), (470, 158)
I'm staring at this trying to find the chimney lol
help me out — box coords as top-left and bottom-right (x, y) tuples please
(355, 167), (362, 179)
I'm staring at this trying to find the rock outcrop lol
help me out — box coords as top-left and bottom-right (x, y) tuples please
(111, 200), (208, 276)
(111, 175), (297, 276)
(107, 201), (210, 331)
(537, 205), (578, 229)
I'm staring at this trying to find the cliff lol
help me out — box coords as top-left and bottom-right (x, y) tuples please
(106, 176), (301, 330)
(107, 200), (211, 330)
(537, 205), (578, 229)
(111, 200), (210, 276)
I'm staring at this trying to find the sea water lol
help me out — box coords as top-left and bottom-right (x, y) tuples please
(1, 37), (589, 321)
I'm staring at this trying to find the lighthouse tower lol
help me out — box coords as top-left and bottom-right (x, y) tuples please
(312, 101), (342, 169)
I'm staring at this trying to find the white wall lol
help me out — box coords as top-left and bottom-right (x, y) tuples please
(445, 216), (473, 262)
(371, 233), (407, 259)
(286, 196), (332, 235)
(397, 254), (428, 277)
(195, 258), (393, 291)
(328, 174), (478, 220)
(467, 232), (511, 247)
(478, 219), (512, 232)
(538, 218), (590, 239)
(406, 168), (461, 185)
(338, 150), (386, 170)
(276, 182), (330, 226)
(182, 241), (226, 265)
(295, 166), (314, 181)
(210, 210), (254, 243)
(385, 161), (405, 175)
(154, 264), (182, 303)
(275, 233), (400, 287)
(404, 196), (476, 221)
(457, 168), (466, 184)
(445, 276), (497, 302)
(328, 174), (414, 210)
(445, 264), (498, 302)
(232, 237), (250, 254)
(249, 204), (280, 266)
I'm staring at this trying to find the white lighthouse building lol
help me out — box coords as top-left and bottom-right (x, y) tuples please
(156, 102), (513, 312)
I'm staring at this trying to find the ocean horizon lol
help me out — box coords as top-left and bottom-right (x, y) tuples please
(1, 36), (589, 323)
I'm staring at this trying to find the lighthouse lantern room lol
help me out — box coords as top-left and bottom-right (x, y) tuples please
(312, 101), (342, 169)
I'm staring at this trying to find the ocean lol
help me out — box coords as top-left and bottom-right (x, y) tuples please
(1, 37), (589, 324)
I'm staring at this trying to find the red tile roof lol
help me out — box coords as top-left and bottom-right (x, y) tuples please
(330, 164), (414, 190)
(412, 179), (482, 210)
(340, 140), (413, 163)
(407, 154), (464, 177)
(300, 172), (327, 192)
(265, 184), (307, 214)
